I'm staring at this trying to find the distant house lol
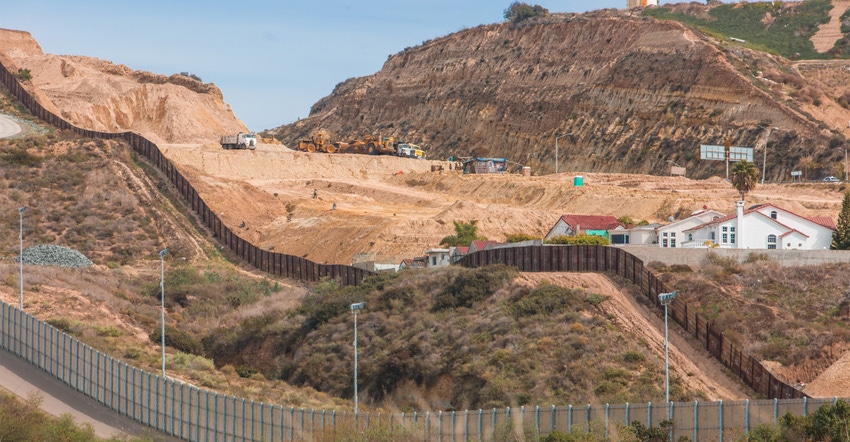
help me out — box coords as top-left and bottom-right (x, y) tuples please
(450, 246), (469, 263)
(399, 257), (427, 270)
(683, 203), (835, 250)
(468, 240), (501, 254)
(544, 214), (624, 241)
(608, 223), (663, 246)
(424, 248), (451, 268)
(656, 209), (725, 248)
(627, 0), (658, 8)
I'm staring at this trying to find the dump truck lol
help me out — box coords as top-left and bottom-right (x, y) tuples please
(220, 132), (257, 150)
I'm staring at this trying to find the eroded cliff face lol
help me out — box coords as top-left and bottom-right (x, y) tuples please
(0, 28), (246, 145)
(274, 11), (845, 179)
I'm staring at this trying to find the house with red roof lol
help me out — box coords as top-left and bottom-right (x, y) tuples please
(544, 214), (624, 241)
(468, 240), (501, 254)
(682, 202), (835, 250)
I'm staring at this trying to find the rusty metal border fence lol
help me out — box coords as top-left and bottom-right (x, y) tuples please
(0, 60), (816, 440)
(456, 245), (806, 401)
(0, 61), (373, 287)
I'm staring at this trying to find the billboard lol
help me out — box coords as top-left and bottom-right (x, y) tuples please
(700, 145), (753, 162)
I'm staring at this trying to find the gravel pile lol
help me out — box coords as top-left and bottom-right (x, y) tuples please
(14, 244), (93, 268)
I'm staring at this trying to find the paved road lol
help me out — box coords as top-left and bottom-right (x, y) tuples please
(0, 113), (22, 138)
(0, 348), (178, 441)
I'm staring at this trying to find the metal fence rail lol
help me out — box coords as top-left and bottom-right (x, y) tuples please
(0, 59), (823, 440)
(0, 300), (840, 441)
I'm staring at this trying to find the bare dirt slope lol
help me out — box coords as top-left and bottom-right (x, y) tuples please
(161, 142), (845, 266)
(0, 28), (246, 145)
(810, 1), (850, 53)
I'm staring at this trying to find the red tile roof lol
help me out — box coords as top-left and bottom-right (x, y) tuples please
(685, 204), (835, 232)
(558, 214), (624, 231)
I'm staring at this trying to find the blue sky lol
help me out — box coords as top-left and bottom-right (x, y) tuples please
(1, 1), (732, 131)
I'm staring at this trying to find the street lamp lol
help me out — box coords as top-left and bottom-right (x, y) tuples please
(555, 134), (572, 174)
(18, 207), (26, 310)
(350, 301), (366, 415)
(658, 290), (678, 403)
(159, 249), (168, 377)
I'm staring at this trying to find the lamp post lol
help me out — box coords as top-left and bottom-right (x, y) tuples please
(350, 301), (366, 415)
(18, 207), (26, 310)
(555, 134), (572, 174)
(159, 249), (168, 377)
(658, 290), (678, 403)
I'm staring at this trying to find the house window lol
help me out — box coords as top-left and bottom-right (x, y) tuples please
(611, 234), (629, 245)
(670, 232), (676, 237)
(432, 256), (437, 266)
(721, 226), (728, 244)
(730, 227), (736, 244)
(670, 239), (676, 247)
(687, 233), (693, 241)
(710, 231), (716, 241)
(767, 234), (777, 249)
(662, 239), (668, 247)
(662, 232), (668, 237)
(770, 211), (777, 219)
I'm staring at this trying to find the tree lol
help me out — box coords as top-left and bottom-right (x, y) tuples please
(16, 68), (32, 82)
(503, 2), (548, 22)
(832, 192), (850, 250)
(440, 220), (487, 247)
(731, 160), (758, 201)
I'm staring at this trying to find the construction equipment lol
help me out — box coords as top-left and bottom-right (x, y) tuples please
(298, 130), (337, 153)
(220, 132), (257, 150)
(396, 143), (425, 159)
(363, 134), (397, 155)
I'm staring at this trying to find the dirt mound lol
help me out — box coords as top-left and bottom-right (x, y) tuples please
(0, 29), (246, 145)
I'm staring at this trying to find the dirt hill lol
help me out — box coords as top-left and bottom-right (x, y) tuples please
(270, 8), (850, 180)
(0, 28), (247, 145)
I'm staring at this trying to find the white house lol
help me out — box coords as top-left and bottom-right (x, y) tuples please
(657, 209), (725, 248)
(424, 248), (452, 267)
(608, 223), (663, 246)
(683, 202), (835, 250)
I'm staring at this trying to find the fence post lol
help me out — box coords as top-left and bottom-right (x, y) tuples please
(568, 404), (572, 432)
(451, 410), (456, 442)
(478, 409), (483, 441)
(719, 399), (723, 442)
(464, 410), (468, 442)
(694, 401), (698, 442)
(605, 404), (609, 439)
(773, 398), (778, 425)
(647, 402), (651, 428)
(551, 405), (556, 433)
(745, 399), (749, 435)
(491, 408), (496, 441)
(438, 410), (442, 441)
(535, 405), (540, 441)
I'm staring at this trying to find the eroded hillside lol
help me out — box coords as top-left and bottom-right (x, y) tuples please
(0, 28), (246, 145)
(272, 9), (850, 180)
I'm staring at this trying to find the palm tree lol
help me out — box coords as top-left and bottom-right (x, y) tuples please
(731, 160), (758, 202)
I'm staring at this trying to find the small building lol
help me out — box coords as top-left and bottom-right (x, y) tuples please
(683, 203), (835, 250)
(450, 246), (469, 263)
(608, 223), (663, 246)
(399, 257), (427, 270)
(656, 209), (725, 248)
(468, 240), (502, 254)
(544, 214), (624, 241)
(424, 248), (452, 268)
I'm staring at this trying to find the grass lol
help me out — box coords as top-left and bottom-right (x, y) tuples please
(644, 0), (837, 60)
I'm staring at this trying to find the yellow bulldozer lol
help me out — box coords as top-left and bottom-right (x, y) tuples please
(298, 130), (338, 153)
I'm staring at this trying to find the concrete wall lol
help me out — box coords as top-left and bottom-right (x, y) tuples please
(621, 246), (850, 267)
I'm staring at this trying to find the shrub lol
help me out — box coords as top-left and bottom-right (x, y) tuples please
(546, 234), (610, 245)
(149, 326), (203, 355)
(504, 232), (541, 243)
(16, 68), (32, 82)
(504, 1), (549, 22)
(507, 282), (581, 318)
(431, 264), (515, 311)
(47, 317), (73, 334)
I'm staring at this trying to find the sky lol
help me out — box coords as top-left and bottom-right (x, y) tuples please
(1, 1), (736, 132)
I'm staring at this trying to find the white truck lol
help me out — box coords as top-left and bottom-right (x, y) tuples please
(396, 143), (425, 159)
(220, 132), (257, 150)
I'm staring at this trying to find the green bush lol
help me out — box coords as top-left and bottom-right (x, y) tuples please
(16, 68), (32, 82)
(504, 232), (541, 243)
(149, 326), (203, 355)
(431, 264), (515, 311)
(546, 234), (610, 245)
(503, 1), (549, 22)
(46, 317), (73, 334)
(507, 282), (581, 318)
